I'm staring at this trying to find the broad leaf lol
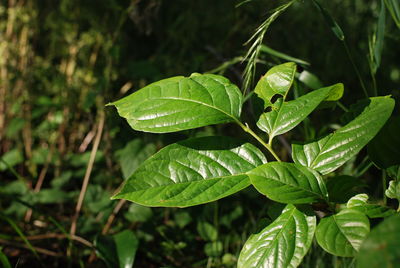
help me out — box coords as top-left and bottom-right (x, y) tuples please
(113, 136), (266, 207)
(346, 193), (395, 218)
(110, 74), (242, 133)
(356, 214), (400, 267)
(95, 230), (139, 268)
(326, 175), (366, 203)
(292, 96), (395, 174)
(248, 162), (328, 204)
(254, 62), (296, 108)
(257, 84), (343, 139)
(316, 209), (370, 257)
(368, 116), (400, 169)
(238, 204), (316, 268)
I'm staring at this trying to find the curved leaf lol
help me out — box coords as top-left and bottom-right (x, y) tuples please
(238, 204), (316, 268)
(316, 209), (370, 257)
(347, 194), (395, 218)
(257, 84), (343, 138)
(292, 96), (395, 175)
(113, 136), (267, 207)
(385, 180), (400, 200)
(356, 214), (400, 267)
(248, 162), (328, 204)
(254, 62), (296, 108)
(110, 74), (242, 133)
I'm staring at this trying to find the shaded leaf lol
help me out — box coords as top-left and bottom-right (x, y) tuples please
(356, 214), (400, 267)
(312, 0), (345, 40)
(110, 74), (242, 133)
(197, 221), (218, 241)
(292, 97), (395, 174)
(249, 162), (328, 204)
(238, 204), (316, 268)
(113, 136), (266, 207)
(316, 209), (370, 257)
(326, 175), (366, 203)
(95, 230), (139, 268)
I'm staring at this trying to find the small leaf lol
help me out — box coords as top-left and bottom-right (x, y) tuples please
(385, 180), (400, 200)
(257, 84), (343, 139)
(249, 162), (328, 204)
(95, 230), (139, 268)
(347, 193), (369, 207)
(346, 193), (395, 218)
(316, 209), (370, 257)
(254, 62), (297, 108)
(292, 96), (395, 174)
(204, 241), (223, 257)
(238, 204), (316, 268)
(110, 74), (242, 133)
(113, 136), (266, 207)
(197, 221), (218, 241)
(356, 214), (400, 267)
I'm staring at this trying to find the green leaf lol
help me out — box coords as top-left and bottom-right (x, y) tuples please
(384, 0), (400, 29)
(326, 175), (366, 203)
(249, 162), (328, 204)
(0, 149), (24, 171)
(238, 204), (316, 268)
(316, 209), (370, 257)
(254, 62), (296, 108)
(95, 230), (139, 268)
(368, 116), (400, 169)
(113, 136), (266, 207)
(116, 139), (157, 180)
(257, 84), (343, 139)
(110, 74), (242, 133)
(204, 241), (223, 257)
(385, 180), (400, 200)
(260, 45), (310, 66)
(312, 0), (345, 40)
(197, 221), (218, 241)
(0, 247), (11, 268)
(124, 203), (153, 223)
(292, 97), (395, 175)
(356, 214), (400, 267)
(346, 193), (395, 218)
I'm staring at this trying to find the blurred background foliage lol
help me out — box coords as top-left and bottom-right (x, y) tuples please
(0, 0), (399, 267)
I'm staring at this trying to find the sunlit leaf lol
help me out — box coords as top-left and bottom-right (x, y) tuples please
(238, 204), (316, 268)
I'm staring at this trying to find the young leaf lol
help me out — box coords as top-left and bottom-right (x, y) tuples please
(248, 162), (328, 204)
(238, 204), (316, 268)
(346, 193), (395, 218)
(292, 96), (395, 175)
(385, 180), (400, 200)
(254, 62), (296, 108)
(110, 74), (242, 133)
(316, 209), (370, 257)
(356, 214), (400, 267)
(113, 136), (267, 207)
(257, 84), (343, 139)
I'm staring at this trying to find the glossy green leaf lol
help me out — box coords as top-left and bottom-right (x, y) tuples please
(95, 230), (139, 268)
(368, 116), (400, 169)
(292, 97), (395, 175)
(254, 62), (296, 108)
(249, 162), (328, 204)
(257, 84), (343, 138)
(110, 74), (242, 133)
(113, 136), (266, 207)
(326, 175), (366, 203)
(238, 204), (316, 268)
(385, 180), (400, 200)
(346, 194), (395, 218)
(356, 214), (400, 267)
(316, 209), (370, 257)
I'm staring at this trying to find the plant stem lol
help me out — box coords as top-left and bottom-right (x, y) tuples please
(236, 121), (281, 162)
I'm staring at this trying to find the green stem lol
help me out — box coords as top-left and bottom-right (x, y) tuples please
(236, 121), (281, 162)
(382, 170), (387, 206)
